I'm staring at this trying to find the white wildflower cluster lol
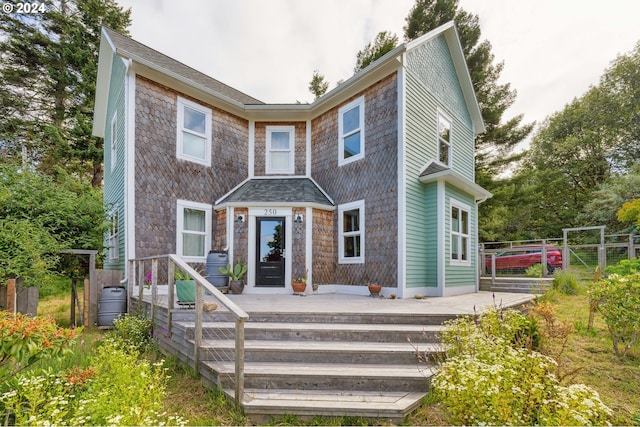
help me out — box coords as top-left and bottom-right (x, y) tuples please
(432, 308), (613, 426)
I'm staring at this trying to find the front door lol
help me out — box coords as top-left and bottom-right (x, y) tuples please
(255, 217), (286, 287)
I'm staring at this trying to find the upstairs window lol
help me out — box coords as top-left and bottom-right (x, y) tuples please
(177, 200), (212, 261)
(338, 96), (365, 166)
(450, 200), (470, 265)
(177, 97), (211, 166)
(438, 113), (451, 166)
(108, 208), (119, 260)
(266, 126), (295, 174)
(110, 112), (117, 171)
(338, 200), (365, 264)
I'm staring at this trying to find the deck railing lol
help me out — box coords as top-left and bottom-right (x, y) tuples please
(127, 254), (249, 404)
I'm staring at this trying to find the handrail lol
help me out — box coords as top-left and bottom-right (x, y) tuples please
(128, 254), (248, 405)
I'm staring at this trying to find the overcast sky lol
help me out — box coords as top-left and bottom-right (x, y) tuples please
(115, 0), (640, 133)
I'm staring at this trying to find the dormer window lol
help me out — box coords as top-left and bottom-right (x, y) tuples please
(338, 96), (365, 166)
(177, 97), (211, 166)
(438, 112), (451, 166)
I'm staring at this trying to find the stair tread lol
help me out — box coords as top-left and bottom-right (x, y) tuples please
(205, 361), (437, 378)
(237, 388), (427, 411)
(199, 339), (441, 352)
(175, 320), (441, 332)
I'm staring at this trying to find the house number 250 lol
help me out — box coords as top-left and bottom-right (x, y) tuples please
(264, 209), (278, 215)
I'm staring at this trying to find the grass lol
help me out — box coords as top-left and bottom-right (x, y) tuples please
(33, 283), (640, 426)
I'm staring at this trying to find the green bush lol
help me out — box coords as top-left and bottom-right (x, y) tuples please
(525, 263), (544, 278)
(553, 269), (580, 295)
(433, 308), (612, 425)
(111, 314), (153, 352)
(588, 272), (640, 357)
(604, 257), (640, 276)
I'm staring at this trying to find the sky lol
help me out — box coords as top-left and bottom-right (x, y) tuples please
(115, 0), (640, 134)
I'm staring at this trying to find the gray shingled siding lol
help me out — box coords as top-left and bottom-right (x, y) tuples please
(134, 77), (248, 258)
(312, 209), (336, 284)
(254, 122), (306, 176)
(311, 73), (399, 288)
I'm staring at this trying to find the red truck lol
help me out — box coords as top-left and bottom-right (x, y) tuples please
(485, 245), (563, 273)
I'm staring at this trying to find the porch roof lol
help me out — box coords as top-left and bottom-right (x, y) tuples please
(418, 161), (492, 202)
(215, 177), (335, 210)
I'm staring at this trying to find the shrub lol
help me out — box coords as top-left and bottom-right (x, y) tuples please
(111, 314), (153, 352)
(604, 257), (640, 276)
(588, 272), (640, 357)
(525, 263), (544, 278)
(0, 312), (77, 381)
(433, 308), (612, 426)
(553, 269), (580, 295)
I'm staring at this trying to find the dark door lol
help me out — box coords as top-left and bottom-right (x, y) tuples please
(256, 217), (286, 287)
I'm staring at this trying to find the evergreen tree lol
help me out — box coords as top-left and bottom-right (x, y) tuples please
(0, 0), (131, 187)
(353, 31), (399, 73)
(308, 69), (329, 100)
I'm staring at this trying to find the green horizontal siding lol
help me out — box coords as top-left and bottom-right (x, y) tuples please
(103, 54), (127, 271)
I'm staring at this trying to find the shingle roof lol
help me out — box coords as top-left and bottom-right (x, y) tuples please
(419, 161), (450, 177)
(103, 27), (263, 106)
(216, 178), (334, 207)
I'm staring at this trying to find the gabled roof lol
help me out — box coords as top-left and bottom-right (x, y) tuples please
(215, 178), (335, 210)
(419, 160), (492, 201)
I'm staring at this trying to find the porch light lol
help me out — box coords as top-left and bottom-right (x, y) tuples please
(235, 214), (245, 223)
(294, 213), (303, 223)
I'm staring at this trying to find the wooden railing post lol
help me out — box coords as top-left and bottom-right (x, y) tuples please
(151, 258), (158, 322)
(235, 318), (245, 404)
(128, 260), (135, 313)
(137, 260), (145, 306)
(491, 254), (496, 285)
(541, 240), (548, 276)
(194, 281), (203, 370)
(167, 261), (175, 333)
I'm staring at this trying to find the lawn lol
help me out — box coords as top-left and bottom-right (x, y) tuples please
(33, 283), (640, 426)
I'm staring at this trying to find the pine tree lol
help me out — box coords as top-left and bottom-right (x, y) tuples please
(0, 0), (131, 187)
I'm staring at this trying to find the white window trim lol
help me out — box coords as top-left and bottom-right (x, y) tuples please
(437, 110), (452, 167)
(338, 199), (365, 264)
(176, 97), (212, 167)
(110, 112), (117, 171)
(176, 199), (212, 262)
(108, 206), (119, 261)
(338, 96), (365, 166)
(266, 125), (295, 174)
(449, 198), (471, 266)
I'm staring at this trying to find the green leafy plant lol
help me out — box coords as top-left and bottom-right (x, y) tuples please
(174, 268), (192, 281)
(111, 314), (153, 352)
(553, 269), (580, 295)
(219, 259), (247, 281)
(0, 312), (77, 381)
(588, 271), (640, 357)
(433, 308), (612, 425)
(604, 257), (640, 276)
(525, 263), (544, 278)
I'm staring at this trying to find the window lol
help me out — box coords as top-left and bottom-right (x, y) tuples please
(338, 200), (365, 263)
(338, 96), (365, 165)
(110, 113), (117, 171)
(438, 112), (451, 166)
(176, 200), (212, 261)
(177, 97), (212, 166)
(266, 126), (295, 174)
(108, 208), (119, 260)
(450, 200), (470, 265)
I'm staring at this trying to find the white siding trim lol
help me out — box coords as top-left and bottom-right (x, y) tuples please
(305, 206), (313, 288)
(305, 120), (311, 177)
(437, 180), (445, 296)
(397, 64), (406, 298)
(125, 63), (136, 263)
(248, 121), (255, 178)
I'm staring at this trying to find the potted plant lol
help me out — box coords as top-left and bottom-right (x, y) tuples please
(219, 259), (247, 294)
(292, 275), (307, 295)
(368, 283), (382, 297)
(175, 268), (196, 306)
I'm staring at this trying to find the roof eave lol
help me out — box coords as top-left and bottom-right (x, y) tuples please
(92, 29), (117, 138)
(419, 169), (492, 201)
(214, 201), (336, 211)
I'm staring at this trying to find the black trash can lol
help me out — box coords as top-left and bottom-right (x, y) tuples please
(98, 286), (127, 326)
(206, 250), (229, 288)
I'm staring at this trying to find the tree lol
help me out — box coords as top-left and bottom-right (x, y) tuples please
(353, 31), (399, 73)
(308, 69), (329, 100)
(0, 162), (106, 287)
(617, 199), (640, 230)
(0, 0), (131, 187)
(404, 0), (533, 177)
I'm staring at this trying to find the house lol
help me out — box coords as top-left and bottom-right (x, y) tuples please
(93, 21), (491, 298)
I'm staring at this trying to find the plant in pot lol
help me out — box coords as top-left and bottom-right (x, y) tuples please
(175, 268), (196, 307)
(292, 275), (306, 295)
(368, 282), (382, 297)
(219, 259), (247, 294)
